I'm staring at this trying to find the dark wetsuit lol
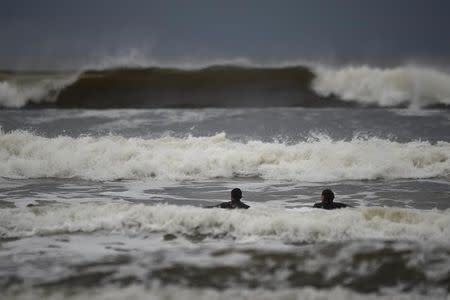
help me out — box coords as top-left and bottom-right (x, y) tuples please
(313, 202), (349, 210)
(217, 201), (250, 209)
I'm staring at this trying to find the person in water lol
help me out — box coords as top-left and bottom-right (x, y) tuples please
(211, 188), (250, 209)
(313, 189), (350, 209)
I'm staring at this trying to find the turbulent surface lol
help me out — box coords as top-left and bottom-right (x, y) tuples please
(1, 107), (449, 299)
(1, 204), (449, 244)
(5, 286), (450, 300)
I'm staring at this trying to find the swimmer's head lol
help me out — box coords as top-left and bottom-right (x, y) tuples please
(321, 189), (334, 204)
(231, 188), (242, 201)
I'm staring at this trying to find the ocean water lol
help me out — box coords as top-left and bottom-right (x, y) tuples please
(1, 65), (450, 299)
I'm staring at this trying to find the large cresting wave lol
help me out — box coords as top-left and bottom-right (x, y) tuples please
(0, 130), (449, 181)
(1, 64), (450, 108)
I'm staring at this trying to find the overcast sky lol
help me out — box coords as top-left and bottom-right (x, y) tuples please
(1, 0), (449, 69)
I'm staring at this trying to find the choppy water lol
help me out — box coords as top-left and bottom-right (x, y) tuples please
(1, 108), (449, 299)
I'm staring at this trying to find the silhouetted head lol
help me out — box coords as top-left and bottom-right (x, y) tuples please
(321, 189), (334, 204)
(231, 188), (242, 201)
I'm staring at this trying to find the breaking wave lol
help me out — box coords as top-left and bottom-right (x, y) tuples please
(312, 65), (450, 108)
(1, 64), (449, 109)
(0, 131), (449, 182)
(0, 73), (78, 108)
(1, 203), (449, 244)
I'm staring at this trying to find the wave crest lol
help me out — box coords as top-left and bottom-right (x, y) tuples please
(0, 131), (449, 181)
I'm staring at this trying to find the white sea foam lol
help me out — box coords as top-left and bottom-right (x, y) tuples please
(0, 75), (78, 108)
(6, 285), (441, 300)
(1, 203), (449, 245)
(0, 131), (449, 181)
(312, 65), (450, 108)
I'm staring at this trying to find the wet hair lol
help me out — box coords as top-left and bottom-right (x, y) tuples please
(321, 189), (335, 203)
(231, 188), (242, 200)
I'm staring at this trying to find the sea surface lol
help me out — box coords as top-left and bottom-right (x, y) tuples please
(1, 65), (450, 299)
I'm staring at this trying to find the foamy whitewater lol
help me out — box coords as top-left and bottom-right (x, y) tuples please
(1, 88), (449, 299)
(2, 203), (449, 244)
(1, 131), (449, 181)
(312, 65), (450, 108)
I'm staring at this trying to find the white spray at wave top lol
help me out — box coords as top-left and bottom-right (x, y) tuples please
(312, 65), (450, 108)
(0, 131), (448, 181)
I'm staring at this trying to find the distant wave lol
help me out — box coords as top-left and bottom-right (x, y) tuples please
(1, 131), (448, 182)
(1, 203), (449, 244)
(1, 64), (450, 109)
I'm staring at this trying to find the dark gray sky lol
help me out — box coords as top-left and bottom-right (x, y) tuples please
(1, 0), (450, 69)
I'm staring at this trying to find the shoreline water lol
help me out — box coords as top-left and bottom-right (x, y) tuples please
(1, 107), (449, 298)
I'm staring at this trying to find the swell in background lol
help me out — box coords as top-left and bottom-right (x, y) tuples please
(1, 57), (450, 109)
